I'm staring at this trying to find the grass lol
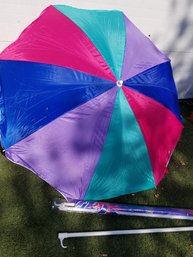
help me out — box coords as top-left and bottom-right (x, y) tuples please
(0, 101), (193, 257)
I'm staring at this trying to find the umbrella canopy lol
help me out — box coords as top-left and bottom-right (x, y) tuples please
(0, 5), (183, 200)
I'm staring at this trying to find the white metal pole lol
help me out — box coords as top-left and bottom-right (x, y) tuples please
(58, 226), (193, 248)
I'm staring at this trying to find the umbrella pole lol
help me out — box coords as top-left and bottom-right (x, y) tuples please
(53, 199), (193, 220)
(58, 226), (193, 248)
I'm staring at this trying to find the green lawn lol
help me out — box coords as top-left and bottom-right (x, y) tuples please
(0, 102), (193, 257)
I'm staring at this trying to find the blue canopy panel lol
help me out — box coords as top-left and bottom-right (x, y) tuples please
(123, 62), (182, 122)
(0, 60), (115, 149)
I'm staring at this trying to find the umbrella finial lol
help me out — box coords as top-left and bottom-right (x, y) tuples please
(116, 80), (123, 87)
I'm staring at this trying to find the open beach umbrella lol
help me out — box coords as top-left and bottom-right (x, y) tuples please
(0, 5), (183, 200)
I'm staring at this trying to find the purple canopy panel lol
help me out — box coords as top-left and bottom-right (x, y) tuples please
(6, 87), (117, 200)
(121, 15), (169, 81)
